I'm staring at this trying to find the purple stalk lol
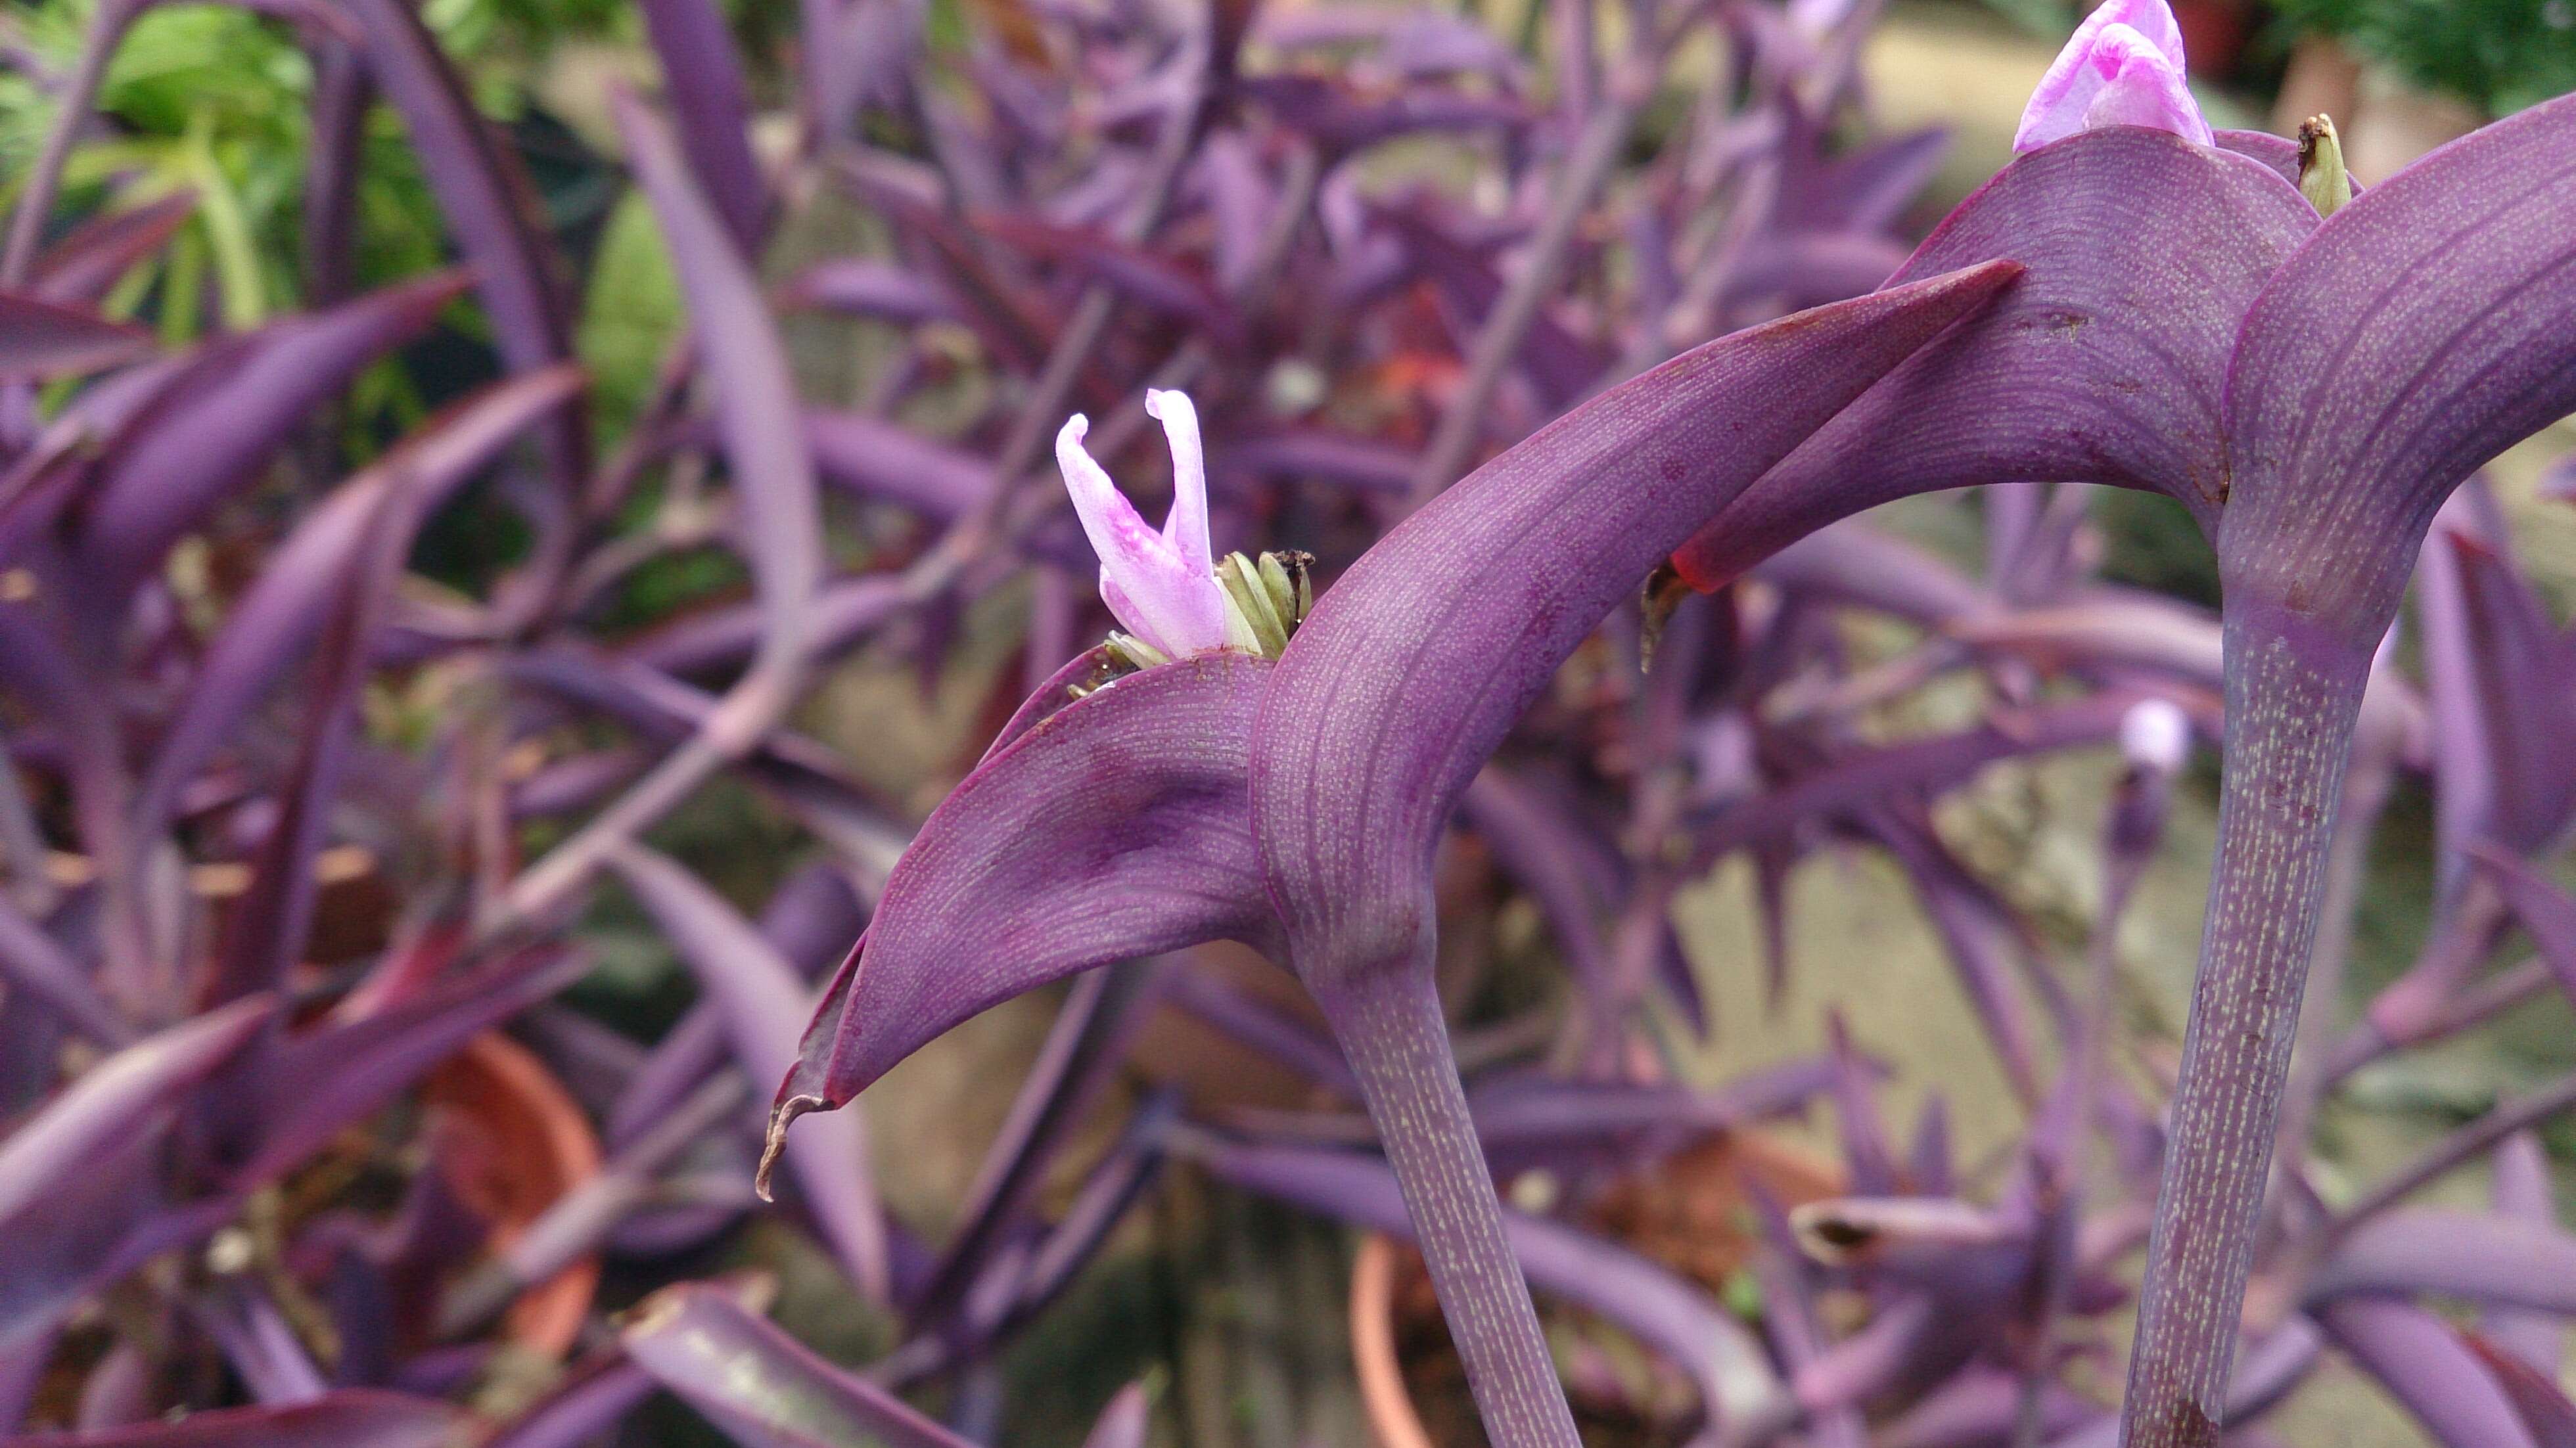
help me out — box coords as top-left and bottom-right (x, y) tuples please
(1308, 962), (1581, 1448)
(2117, 609), (2370, 1448)
(2122, 93), (2576, 1448)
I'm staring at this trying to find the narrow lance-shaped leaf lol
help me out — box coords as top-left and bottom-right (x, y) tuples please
(770, 655), (1277, 1161)
(637, 0), (766, 251)
(74, 274), (470, 599)
(2464, 1334), (2576, 1448)
(1185, 1130), (1789, 1434)
(609, 846), (888, 1303)
(2444, 532), (2576, 857)
(1669, 129), (2315, 590)
(501, 95), (826, 923)
(2483, 1131), (2564, 1376)
(0, 892), (133, 1047)
(2480, 848), (2576, 1005)
(201, 460), (428, 1011)
(300, 39), (369, 310)
(7, 1390), (474, 1448)
(607, 862), (864, 1148)
(0, 290), (153, 380)
(2316, 1299), (2540, 1448)
(0, 998), (274, 1346)
(27, 191), (196, 306)
(337, 0), (586, 485)
(2307, 1209), (2576, 1316)
(1080, 1384), (1150, 1448)
(620, 1283), (980, 1448)
(614, 91), (819, 685)
(130, 367), (587, 840)
(1251, 263), (2023, 999)
(908, 960), (1157, 1324)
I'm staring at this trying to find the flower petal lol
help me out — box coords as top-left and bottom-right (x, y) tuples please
(1057, 414), (1229, 657)
(1144, 388), (1213, 577)
(2016, 0), (2207, 152)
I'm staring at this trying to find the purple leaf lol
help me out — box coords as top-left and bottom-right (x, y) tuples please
(0, 289), (152, 380)
(1080, 1383), (1149, 1448)
(770, 654), (1276, 1158)
(2220, 92), (2576, 645)
(131, 367), (587, 840)
(1161, 960), (1357, 1097)
(2309, 1208), (2576, 1317)
(1670, 129), (2312, 590)
(620, 1283), (979, 1448)
(977, 214), (1245, 346)
(781, 260), (956, 324)
(27, 192), (195, 306)
(2486, 1132), (2564, 1375)
(1185, 1130), (1789, 1432)
(241, 945), (586, 1187)
(637, 0), (766, 250)
(75, 274), (469, 595)
(908, 961), (1157, 1323)
(0, 998), (273, 1344)
(338, 0), (584, 484)
(1250, 262), (2019, 1012)
(2465, 1332), (2576, 1448)
(800, 410), (998, 522)
(607, 863), (864, 1149)
(2479, 848), (2576, 1006)
(0, 894), (132, 1046)
(6, 1390), (471, 1447)
(480, 1353), (657, 1448)
(614, 92), (821, 677)
(2438, 534), (2576, 863)
(200, 445), (427, 1010)
(609, 846), (888, 1302)
(301, 40), (369, 310)
(2318, 1298), (2539, 1448)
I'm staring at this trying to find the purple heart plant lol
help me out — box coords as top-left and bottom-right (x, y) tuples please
(8, 0), (2576, 1439)
(775, 2), (2576, 1445)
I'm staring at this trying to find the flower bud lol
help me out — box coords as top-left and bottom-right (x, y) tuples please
(2297, 114), (2352, 218)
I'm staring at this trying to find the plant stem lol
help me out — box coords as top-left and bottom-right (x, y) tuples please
(2117, 609), (2370, 1448)
(1312, 962), (1582, 1448)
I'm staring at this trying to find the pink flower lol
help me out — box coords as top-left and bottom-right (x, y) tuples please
(1055, 390), (1233, 661)
(2013, 0), (2212, 153)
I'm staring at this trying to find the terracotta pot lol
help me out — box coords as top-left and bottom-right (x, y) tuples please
(423, 1031), (603, 1357)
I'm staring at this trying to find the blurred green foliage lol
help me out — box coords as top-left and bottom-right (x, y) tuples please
(0, 0), (635, 330)
(2272, 0), (2576, 113)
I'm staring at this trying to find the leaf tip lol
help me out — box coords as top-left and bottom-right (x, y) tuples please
(756, 1093), (825, 1201)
